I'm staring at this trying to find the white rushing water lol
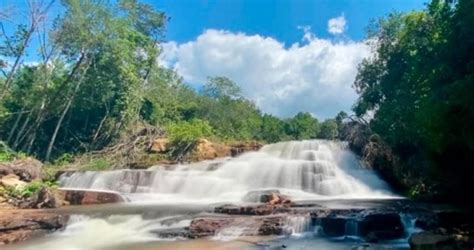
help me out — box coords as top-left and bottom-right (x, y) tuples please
(59, 140), (396, 203)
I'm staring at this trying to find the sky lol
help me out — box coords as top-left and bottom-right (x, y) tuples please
(1, 0), (428, 119)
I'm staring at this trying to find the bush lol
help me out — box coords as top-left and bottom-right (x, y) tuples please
(0, 180), (58, 199)
(167, 119), (214, 143)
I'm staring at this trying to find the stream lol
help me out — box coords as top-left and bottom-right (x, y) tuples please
(8, 140), (423, 249)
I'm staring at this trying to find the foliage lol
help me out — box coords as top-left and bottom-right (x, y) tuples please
(353, 0), (474, 201)
(0, 180), (58, 198)
(167, 119), (214, 143)
(81, 157), (111, 171)
(318, 119), (338, 140)
(0, 0), (349, 168)
(285, 112), (320, 140)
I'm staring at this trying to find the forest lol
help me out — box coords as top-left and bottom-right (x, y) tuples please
(0, 0), (344, 164)
(0, 0), (473, 203)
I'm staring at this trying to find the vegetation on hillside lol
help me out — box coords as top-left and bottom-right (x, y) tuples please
(0, 0), (344, 163)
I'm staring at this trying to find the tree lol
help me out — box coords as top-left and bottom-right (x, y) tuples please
(202, 76), (242, 99)
(285, 112), (319, 140)
(260, 114), (285, 143)
(318, 119), (338, 140)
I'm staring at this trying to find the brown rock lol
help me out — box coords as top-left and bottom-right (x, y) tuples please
(0, 209), (68, 245)
(58, 189), (125, 205)
(189, 217), (233, 238)
(0, 157), (42, 181)
(192, 139), (218, 161)
(0, 174), (27, 188)
(31, 187), (59, 209)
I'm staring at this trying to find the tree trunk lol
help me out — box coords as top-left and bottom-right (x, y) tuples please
(45, 58), (90, 161)
(7, 108), (25, 143)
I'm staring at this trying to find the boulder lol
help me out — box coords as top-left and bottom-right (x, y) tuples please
(58, 189), (125, 205)
(0, 174), (27, 188)
(0, 210), (68, 245)
(242, 190), (291, 205)
(0, 157), (42, 181)
(243, 190), (280, 203)
(31, 187), (60, 209)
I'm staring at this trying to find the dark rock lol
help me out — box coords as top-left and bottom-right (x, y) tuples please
(359, 212), (404, 241)
(214, 204), (277, 216)
(319, 217), (347, 237)
(409, 231), (456, 250)
(152, 228), (190, 238)
(258, 217), (283, 235)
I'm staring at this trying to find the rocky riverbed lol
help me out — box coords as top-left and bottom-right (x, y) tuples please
(3, 195), (473, 249)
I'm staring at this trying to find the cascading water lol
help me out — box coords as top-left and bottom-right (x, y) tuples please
(11, 140), (409, 250)
(59, 140), (396, 203)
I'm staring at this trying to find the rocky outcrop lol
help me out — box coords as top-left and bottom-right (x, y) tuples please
(58, 189), (125, 205)
(189, 217), (233, 238)
(0, 174), (27, 188)
(0, 209), (68, 245)
(229, 141), (263, 157)
(188, 215), (285, 238)
(0, 157), (42, 181)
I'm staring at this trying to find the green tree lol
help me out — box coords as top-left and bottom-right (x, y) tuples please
(285, 112), (319, 140)
(318, 119), (338, 140)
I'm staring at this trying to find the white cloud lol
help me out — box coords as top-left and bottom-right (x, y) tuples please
(159, 28), (369, 119)
(328, 15), (347, 35)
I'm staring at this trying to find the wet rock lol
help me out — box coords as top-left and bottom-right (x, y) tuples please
(0, 157), (42, 181)
(189, 217), (233, 238)
(152, 228), (190, 238)
(258, 216), (284, 235)
(215, 204), (276, 215)
(243, 190), (281, 203)
(408, 231), (457, 250)
(58, 189), (125, 205)
(359, 212), (404, 242)
(0, 210), (68, 245)
(242, 190), (292, 206)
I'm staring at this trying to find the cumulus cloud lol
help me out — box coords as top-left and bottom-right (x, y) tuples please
(327, 15), (347, 35)
(159, 27), (369, 119)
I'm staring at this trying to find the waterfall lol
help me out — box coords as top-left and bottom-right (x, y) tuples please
(283, 214), (311, 235)
(59, 140), (396, 203)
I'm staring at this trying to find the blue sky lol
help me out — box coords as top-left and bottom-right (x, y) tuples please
(151, 0), (426, 44)
(1, 0), (427, 118)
